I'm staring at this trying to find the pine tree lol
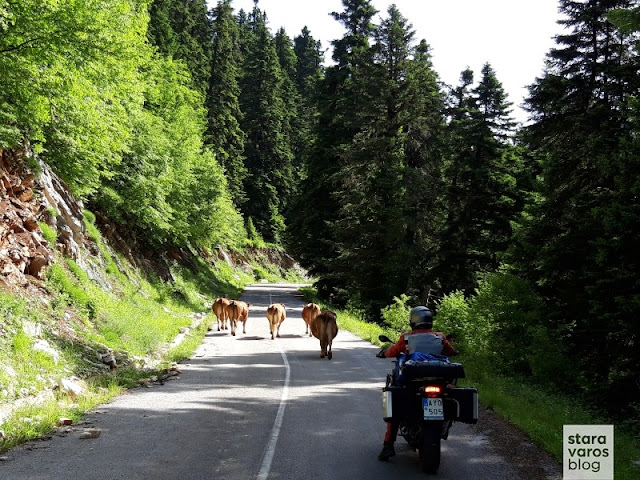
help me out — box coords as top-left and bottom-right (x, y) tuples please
(516, 0), (640, 414)
(287, 0), (377, 306)
(290, 26), (324, 182)
(401, 39), (447, 306)
(429, 64), (520, 295)
(148, 0), (180, 58)
(207, 0), (247, 208)
(147, 0), (212, 94)
(274, 28), (303, 188)
(238, 5), (294, 243)
(331, 5), (422, 314)
(293, 27), (324, 99)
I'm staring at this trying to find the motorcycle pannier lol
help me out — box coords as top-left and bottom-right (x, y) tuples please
(448, 387), (478, 424)
(382, 386), (416, 422)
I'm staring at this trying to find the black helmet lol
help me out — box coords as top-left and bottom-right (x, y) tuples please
(409, 306), (434, 329)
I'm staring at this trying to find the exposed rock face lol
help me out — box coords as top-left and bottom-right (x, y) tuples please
(0, 144), (96, 290)
(1, 144), (307, 293)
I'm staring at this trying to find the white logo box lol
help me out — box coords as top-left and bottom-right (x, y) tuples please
(563, 425), (614, 480)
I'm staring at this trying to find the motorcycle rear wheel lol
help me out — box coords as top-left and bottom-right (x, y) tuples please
(420, 422), (441, 474)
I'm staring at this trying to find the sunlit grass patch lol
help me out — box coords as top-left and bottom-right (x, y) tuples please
(38, 222), (57, 244)
(1, 373), (130, 452)
(1, 213), (305, 455)
(165, 316), (211, 364)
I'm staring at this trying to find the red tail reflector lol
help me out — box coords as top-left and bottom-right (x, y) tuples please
(423, 385), (442, 398)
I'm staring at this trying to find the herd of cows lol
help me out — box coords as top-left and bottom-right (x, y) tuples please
(211, 298), (339, 359)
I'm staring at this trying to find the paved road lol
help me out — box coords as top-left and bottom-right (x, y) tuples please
(0, 283), (558, 479)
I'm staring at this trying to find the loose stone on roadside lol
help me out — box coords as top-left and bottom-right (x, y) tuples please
(79, 428), (101, 439)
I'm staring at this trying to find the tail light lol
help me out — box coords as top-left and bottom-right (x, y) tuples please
(422, 385), (443, 398)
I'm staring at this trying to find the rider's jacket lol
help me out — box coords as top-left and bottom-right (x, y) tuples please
(384, 328), (457, 358)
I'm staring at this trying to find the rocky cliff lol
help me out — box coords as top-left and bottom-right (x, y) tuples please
(1, 144), (305, 300)
(1, 145), (90, 294)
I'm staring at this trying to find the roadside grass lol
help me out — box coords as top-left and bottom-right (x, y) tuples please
(300, 289), (640, 480)
(0, 382), (121, 451)
(165, 316), (213, 364)
(1, 220), (241, 452)
(465, 362), (640, 480)
(0, 264), (222, 454)
(1, 217), (306, 454)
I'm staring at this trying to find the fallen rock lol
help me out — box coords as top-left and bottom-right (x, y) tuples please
(79, 428), (101, 439)
(59, 377), (84, 398)
(32, 339), (60, 364)
(97, 349), (117, 370)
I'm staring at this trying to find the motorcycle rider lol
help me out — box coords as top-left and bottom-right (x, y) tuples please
(377, 306), (458, 461)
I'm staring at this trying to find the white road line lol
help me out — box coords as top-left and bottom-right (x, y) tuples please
(256, 339), (290, 480)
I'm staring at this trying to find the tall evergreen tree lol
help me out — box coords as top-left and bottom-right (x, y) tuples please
(430, 64), (520, 295)
(293, 27), (324, 99)
(274, 28), (303, 187)
(238, 5), (294, 243)
(147, 0), (212, 94)
(148, 0), (180, 57)
(289, 27), (324, 184)
(401, 39), (447, 306)
(287, 0), (377, 305)
(515, 0), (640, 414)
(330, 5), (422, 314)
(207, 0), (247, 208)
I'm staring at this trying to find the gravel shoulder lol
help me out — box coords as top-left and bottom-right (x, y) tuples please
(474, 404), (562, 480)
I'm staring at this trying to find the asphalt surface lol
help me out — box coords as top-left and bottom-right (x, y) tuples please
(0, 283), (560, 479)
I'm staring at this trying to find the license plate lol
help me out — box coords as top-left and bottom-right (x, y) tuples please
(423, 397), (444, 420)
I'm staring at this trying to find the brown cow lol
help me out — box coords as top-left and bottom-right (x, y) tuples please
(266, 303), (286, 340)
(227, 300), (251, 336)
(311, 310), (339, 359)
(301, 303), (321, 336)
(212, 297), (230, 331)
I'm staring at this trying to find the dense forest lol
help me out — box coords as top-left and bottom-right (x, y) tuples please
(1, 0), (639, 425)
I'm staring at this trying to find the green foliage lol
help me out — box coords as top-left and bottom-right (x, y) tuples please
(245, 217), (266, 248)
(437, 272), (576, 388)
(467, 272), (545, 373)
(434, 290), (470, 341)
(47, 263), (96, 319)
(207, 0), (248, 207)
(82, 210), (100, 243)
(239, 4), (295, 243)
(516, 0), (640, 418)
(38, 222), (57, 245)
(380, 294), (412, 332)
(147, 0), (213, 94)
(92, 52), (245, 249)
(429, 63), (520, 295)
(289, 2), (448, 316)
(0, 0), (151, 195)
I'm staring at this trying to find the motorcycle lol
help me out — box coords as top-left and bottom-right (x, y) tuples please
(376, 334), (478, 474)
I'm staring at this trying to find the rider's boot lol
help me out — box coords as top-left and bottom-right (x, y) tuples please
(377, 441), (396, 461)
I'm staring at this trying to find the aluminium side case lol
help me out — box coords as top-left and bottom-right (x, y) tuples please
(447, 387), (478, 424)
